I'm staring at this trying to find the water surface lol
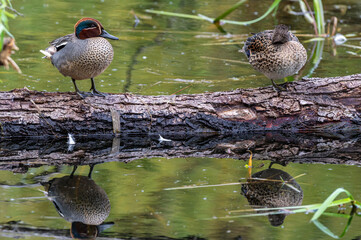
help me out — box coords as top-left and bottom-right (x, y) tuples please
(0, 0), (361, 239)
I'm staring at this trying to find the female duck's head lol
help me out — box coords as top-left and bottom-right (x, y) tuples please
(272, 24), (292, 44)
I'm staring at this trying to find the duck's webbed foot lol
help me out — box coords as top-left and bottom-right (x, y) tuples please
(271, 79), (286, 92)
(76, 91), (91, 99)
(72, 78), (90, 99)
(90, 78), (108, 97)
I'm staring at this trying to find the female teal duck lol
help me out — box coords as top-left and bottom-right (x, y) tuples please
(41, 18), (118, 98)
(243, 24), (307, 90)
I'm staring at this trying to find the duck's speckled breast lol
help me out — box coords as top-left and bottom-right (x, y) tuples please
(243, 29), (307, 80)
(52, 37), (114, 80)
(251, 41), (307, 80)
(47, 176), (111, 225)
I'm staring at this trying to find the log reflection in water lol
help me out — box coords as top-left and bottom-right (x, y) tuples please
(0, 131), (360, 173)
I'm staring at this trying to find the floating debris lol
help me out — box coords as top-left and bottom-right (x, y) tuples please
(333, 33), (347, 45)
(68, 133), (76, 145)
(67, 134), (76, 151)
(158, 134), (172, 143)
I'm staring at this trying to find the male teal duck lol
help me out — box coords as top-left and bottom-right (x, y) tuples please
(41, 165), (112, 238)
(243, 24), (307, 90)
(41, 18), (118, 98)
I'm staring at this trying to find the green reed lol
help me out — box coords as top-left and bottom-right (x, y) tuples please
(313, 0), (325, 35)
(224, 188), (360, 239)
(146, 0), (282, 26)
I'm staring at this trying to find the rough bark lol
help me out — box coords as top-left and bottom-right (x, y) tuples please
(0, 74), (361, 137)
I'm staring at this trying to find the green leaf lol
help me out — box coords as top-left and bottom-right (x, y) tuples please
(311, 188), (354, 221)
(213, 0), (247, 23)
(313, 220), (340, 239)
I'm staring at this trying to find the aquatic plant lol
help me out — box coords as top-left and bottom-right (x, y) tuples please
(313, 0), (325, 35)
(229, 188), (360, 239)
(146, 0), (282, 26)
(146, 0), (325, 36)
(0, 0), (20, 50)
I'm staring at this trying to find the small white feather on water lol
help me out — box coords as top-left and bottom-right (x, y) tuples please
(68, 133), (76, 145)
(158, 134), (172, 143)
(333, 33), (347, 45)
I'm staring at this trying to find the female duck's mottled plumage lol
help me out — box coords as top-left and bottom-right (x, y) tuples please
(243, 24), (307, 89)
(41, 18), (118, 98)
(241, 167), (303, 226)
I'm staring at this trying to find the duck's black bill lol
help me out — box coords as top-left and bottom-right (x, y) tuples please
(100, 30), (119, 40)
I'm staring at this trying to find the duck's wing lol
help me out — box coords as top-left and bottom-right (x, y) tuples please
(49, 34), (74, 51)
(289, 32), (300, 42)
(40, 34), (74, 59)
(243, 30), (273, 59)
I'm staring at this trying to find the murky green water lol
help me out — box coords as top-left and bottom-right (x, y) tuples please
(1, 159), (361, 239)
(1, 0), (361, 239)
(0, 0), (360, 94)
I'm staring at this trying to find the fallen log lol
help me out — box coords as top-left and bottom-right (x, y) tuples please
(0, 74), (361, 137)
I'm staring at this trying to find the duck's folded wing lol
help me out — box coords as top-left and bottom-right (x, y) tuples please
(40, 34), (74, 58)
(243, 30), (273, 58)
(49, 34), (74, 51)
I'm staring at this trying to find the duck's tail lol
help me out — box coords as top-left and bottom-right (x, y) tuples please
(40, 49), (52, 59)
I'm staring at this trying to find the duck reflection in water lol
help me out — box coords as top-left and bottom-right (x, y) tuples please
(41, 164), (113, 239)
(241, 163), (303, 226)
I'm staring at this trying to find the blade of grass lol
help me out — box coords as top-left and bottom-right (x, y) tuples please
(271, 1), (280, 17)
(341, 43), (361, 50)
(299, 0), (318, 35)
(313, 207), (355, 239)
(313, 0), (325, 35)
(230, 197), (355, 214)
(164, 182), (241, 190)
(311, 188), (354, 221)
(299, 0), (314, 24)
(146, 0), (282, 26)
(198, 14), (214, 23)
(213, 0), (283, 25)
(313, 220), (340, 239)
(145, 10), (206, 20)
(200, 56), (249, 64)
(306, 39), (324, 77)
(213, 0), (247, 23)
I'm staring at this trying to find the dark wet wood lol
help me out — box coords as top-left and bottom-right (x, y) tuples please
(0, 74), (361, 137)
(1, 132), (360, 174)
(0, 222), (189, 240)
